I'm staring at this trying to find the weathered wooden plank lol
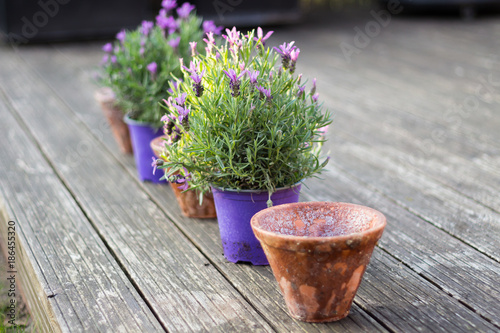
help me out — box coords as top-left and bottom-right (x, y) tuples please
(11, 17), (500, 330)
(10, 39), (385, 332)
(0, 45), (274, 332)
(328, 134), (500, 260)
(302, 170), (500, 328)
(0, 92), (163, 332)
(15, 39), (390, 333)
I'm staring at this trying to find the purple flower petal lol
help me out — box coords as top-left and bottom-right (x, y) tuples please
(161, 0), (177, 11)
(168, 36), (181, 49)
(116, 30), (126, 43)
(147, 62), (158, 75)
(177, 2), (195, 19)
(102, 43), (113, 53)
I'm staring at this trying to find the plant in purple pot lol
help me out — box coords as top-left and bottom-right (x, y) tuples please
(159, 27), (332, 263)
(98, 1), (222, 182)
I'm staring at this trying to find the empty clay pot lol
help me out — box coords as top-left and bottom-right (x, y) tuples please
(94, 87), (133, 154)
(251, 202), (386, 322)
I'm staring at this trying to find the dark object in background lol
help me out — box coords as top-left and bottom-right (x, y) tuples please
(0, 0), (149, 44)
(191, 0), (301, 27)
(0, 0), (301, 44)
(379, 0), (500, 19)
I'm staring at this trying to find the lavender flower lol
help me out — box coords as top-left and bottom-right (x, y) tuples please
(253, 27), (273, 46)
(139, 47), (145, 56)
(101, 55), (109, 64)
(147, 62), (158, 79)
(248, 70), (259, 85)
(177, 2), (195, 19)
(256, 85), (273, 103)
(203, 32), (216, 54)
(224, 26), (242, 54)
(310, 78), (317, 95)
(116, 30), (126, 43)
(110, 55), (117, 64)
(141, 20), (154, 36)
(157, 15), (177, 34)
(102, 43), (113, 53)
(289, 48), (300, 74)
(168, 36), (181, 49)
(175, 104), (191, 127)
(172, 169), (191, 191)
(297, 84), (305, 98)
(190, 41), (197, 56)
(161, 0), (177, 11)
(175, 92), (187, 107)
(190, 68), (205, 97)
(273, 41), (297, 70)
(203, 20), (223, 35)
(151, 157), (164, 175)
(162, 114), (177, 136)
(223, 69), (246, 97)
(312, 93), (319, 102)
(182, 60), (197, 74)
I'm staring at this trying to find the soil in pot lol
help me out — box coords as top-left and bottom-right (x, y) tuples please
(251, 201), (386, 322)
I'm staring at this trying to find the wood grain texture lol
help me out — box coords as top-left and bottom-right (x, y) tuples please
(0, 91), (163, 332)
(19, 42), (391, 333)
(1, 6), (499, 332)
(0, 46), (273, 332)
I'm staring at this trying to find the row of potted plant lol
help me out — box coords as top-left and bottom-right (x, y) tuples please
(95, 1), (386, 323)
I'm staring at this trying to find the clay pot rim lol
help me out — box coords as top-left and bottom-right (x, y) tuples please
(150, 135), (169, 159)
(94, 87), (116, 103)
(211, 183), (302, 194)
(251, 201), (387, 242)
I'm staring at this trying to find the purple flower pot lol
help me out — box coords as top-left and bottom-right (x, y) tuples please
(211, 184), (301, 265)
(124, 116), (163, 183)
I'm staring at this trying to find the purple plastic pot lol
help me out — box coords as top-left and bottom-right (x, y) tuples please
(211, 184), (301, 265)
(124, 116), (163, 183)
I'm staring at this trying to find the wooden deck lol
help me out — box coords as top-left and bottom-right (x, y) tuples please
(1, 6), (499, 333)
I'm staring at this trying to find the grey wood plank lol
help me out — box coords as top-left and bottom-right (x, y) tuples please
(0, 91), (163, 332)
(327, 132), (500, 261)
(0, 45), (274, 332)
(12, 19), (500, 330)
(302, 169), (500, 328)
(14, 39), (389, 333)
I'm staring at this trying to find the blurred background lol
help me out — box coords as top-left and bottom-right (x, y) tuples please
(1, 0), (500, 43)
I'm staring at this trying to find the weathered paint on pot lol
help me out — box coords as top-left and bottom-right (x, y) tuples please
(251, 202), (386, 322)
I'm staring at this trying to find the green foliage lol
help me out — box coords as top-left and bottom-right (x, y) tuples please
(160, 29), (332, 195)
(99, 13), (204, 127)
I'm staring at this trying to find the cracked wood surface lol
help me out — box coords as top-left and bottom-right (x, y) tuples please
(1, 6), (499, 333)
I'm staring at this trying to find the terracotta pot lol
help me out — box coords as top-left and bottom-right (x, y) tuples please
(94, 87), (133, 154)
(150, 135), (168, 160)
(251, 202), (386, 322)
(150, 136), (217, 219)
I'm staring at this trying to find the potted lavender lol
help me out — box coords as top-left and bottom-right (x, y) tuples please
(98, 1), (222, 182)
(158, 27), (331, 264)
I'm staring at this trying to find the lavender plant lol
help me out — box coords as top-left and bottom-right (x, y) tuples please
(99, 1), (222, 127)
(158, 27), (331, 200)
